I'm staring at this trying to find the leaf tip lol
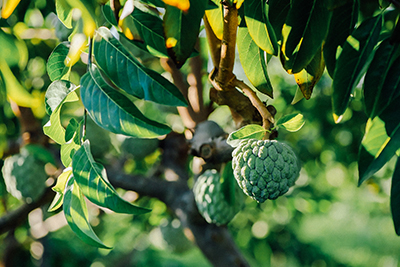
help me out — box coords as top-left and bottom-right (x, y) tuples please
(333, 113), (343, 124)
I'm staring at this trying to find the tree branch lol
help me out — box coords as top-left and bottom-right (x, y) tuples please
(0, 187), (55, 235)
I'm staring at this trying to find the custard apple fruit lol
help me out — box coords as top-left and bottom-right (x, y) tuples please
(2, 151), (47, 203)
(232, 139), (300, 202)
(193, 169), (243, 225)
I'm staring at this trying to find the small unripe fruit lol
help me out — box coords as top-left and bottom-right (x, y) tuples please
(232, 139), (300, 202)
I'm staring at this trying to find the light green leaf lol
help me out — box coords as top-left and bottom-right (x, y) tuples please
(281, 0), (331, 74)
(45, 80), (77, 115)
(63, 176), (111, 249)
(205, 2), (223, 40)
(47, 42), (71, 82)
(237, 23), (273, 98)
(332, 14), (382, 122)
(391, 157), (400, 235)
(364, 39), (400, 118)
(72, 140), (151, 214)
(56, 0), (73, 28)
(244, 0), (278, 55)
(80, 65), (171, 138)
(43, 90), (80, 144)
(48, 192), (63, 212)
(276, 113), (305, 132)
(60, 118), (82, 167)
(0, 28), (29, 69)
(163, 0), (207, 67)
(227, 124), (266, 147)
(324, 0), (358, 77)
(93, 27), (187, 107)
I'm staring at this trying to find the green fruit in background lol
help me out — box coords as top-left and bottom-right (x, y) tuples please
(121, 137), (159, 159)
(193, 169), (244, 225)
(232, 139), (300, 203)
(2, 149), (48, 203)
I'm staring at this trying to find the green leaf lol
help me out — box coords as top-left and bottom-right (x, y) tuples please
(293, 47), (325, 100)
(267, 0), (290, 42)
(332, 14), (383, 122)
(93, 27), (187, 107)
(276, 113), (305, 132)
(358, 101), (400, 185)
(49, 167), (73, 212)
(163, 0), (207, 67)
(43, 90), (80, 144)
(324, 0), (359, 78)
(23, 144), (57, 166)
(130, 8), (169, 57)
(48, 192), (63, 212)
(237, 23), (273, 98)
(205, 2), (223, 40)
(80, 65), (171, 138)
(244, 0), (278, 55)
(72, 140), (151, 214)
(45, 80), (77, 115)
(63, 176), (111, 249)
(390, 157), (400, 235)
(60, 118), (82, 167)
(47, 42), (71, 82)
(281, 0), (331, 74)
(101, 5), (118, 27)
(56, 0), (73, 28)
(221, 162), (236, 206)
(227, 124), (267, 147)
(364, 39), (400, 118)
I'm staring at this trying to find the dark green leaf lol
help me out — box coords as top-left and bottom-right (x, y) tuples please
(244, 0), (278, 55)
(93, 27), (187, 107)
(47, 42), (71, 82)
(268, 0), (290, 42)
(276, 113), (305, 132)
(45, 80), (77, 115)
(72, 140), (151, 214)
(23, 144), (56, 166)
(63, 176), (111, 249)
(237, 24), (273, 98)
(102, 4), (118, 27)
(221, 162), (236, 206)
(324, 0), (359, 78)
(80, 65), (171, 138)
(163, 0), (207, 67)
(358, 101), (400, 185)
(293, 47), (325, 99)
(364, 40), (400, 118)
(281, 0), (331, 74)
(227, 124), (267, 147)
(130, 8), (168, 57)
(390, 157), (400, 235)
(332, 14), (382, 122)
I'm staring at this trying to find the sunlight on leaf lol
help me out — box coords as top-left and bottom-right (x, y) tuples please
(276, 113), (305, 132)
(227, 124), (267, 147)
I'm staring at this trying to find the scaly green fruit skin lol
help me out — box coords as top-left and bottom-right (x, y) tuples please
(193, 169), (243, 225)
(2, 152), (47, 203)
(232, 139), (300, 202)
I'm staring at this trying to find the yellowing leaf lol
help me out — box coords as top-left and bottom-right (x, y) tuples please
(0, 59), (40, 108)
(1, 0), (21, 19)
(64, 33), (87, 67)
(163, 0), (190, 12)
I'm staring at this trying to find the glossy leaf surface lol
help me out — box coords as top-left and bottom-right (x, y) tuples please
(227, 124), (267, 147)
(80, 65), (171, 138)
(72, 140), (151, 214)
(47, 42), (71, 82)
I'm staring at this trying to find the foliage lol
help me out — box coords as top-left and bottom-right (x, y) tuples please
(1, 0), (400, 266)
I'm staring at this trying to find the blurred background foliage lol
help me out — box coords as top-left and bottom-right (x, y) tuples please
(0, 0), (400, 267)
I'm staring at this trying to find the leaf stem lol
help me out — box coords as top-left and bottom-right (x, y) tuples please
(234, 79), (275, 132)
